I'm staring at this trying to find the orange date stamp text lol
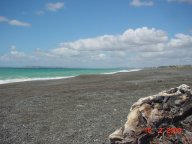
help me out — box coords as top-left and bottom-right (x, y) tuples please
(144, 127), (183, 135)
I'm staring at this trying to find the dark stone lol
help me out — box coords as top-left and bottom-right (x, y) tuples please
(152, 96), (164, 103)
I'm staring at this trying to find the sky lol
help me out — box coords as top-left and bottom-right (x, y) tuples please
(0, 0), (192, 68)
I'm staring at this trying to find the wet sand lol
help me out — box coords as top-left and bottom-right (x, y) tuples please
(0, 66), (192, 144)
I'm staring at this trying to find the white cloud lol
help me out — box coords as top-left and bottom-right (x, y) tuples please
(35, 2), (64, 16)
(9, 46), (28, 59)
(167, 0), (192, 4)
(129, 0), (192, 7)
(167, 33), (192, 49)
(11, 45), (17, 51)
(1, 28), (192, 67)
(138, 33), (192, 65)
(59, 27), (168, 52)
(45, 2), (64, 11)
(130, 0), (154, 7)
(50, 48), (80, 57)
(9, 19), (31, 27)
(0, 16), (31, 27)
(91, 53), (107, 60)
(0, 45), (29, 61)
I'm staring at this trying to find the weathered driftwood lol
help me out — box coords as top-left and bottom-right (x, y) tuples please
(109, 84), (192, 144)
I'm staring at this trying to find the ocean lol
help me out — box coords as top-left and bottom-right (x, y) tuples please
(0, 68), (141, 84)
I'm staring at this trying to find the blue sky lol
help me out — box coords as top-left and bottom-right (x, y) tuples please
(0, 0), (192, 68)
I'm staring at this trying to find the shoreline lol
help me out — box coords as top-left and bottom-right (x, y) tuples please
(0, 69), (141, 85)
(1, 66), (192, 144)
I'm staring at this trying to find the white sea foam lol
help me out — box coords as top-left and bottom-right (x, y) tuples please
(0, 76), (75, 85)
(0, 69), (141, 85)
(102, 69), (141, 74)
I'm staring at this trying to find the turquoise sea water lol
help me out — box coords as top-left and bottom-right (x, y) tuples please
(0, 68), (140, 84)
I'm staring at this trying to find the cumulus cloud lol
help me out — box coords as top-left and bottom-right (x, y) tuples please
(59, 27), (168, 52)
(0, 16), (31, 27)
(130, 0), (154, 7)
(0, 45), (29, 61)
(139, 33), (192, 65)
(167, 0), (192, 4)
(50, 48), (80, 57)
(45, 2), (64, 11)
(1, 27), (192, 67)
(167, 33), (192, 49)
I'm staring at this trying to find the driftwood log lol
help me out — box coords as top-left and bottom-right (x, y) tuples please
(109, 84), (192, 144)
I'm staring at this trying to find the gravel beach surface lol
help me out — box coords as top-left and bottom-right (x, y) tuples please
(1, 66), (192, 144)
